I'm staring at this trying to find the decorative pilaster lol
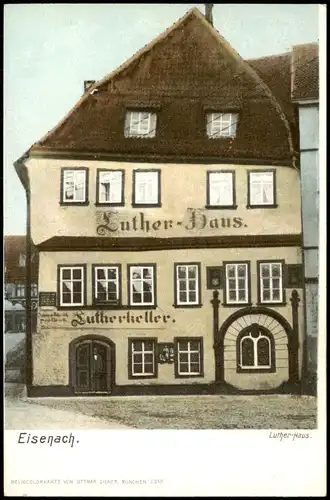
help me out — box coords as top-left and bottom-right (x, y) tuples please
(211, 290), (223, 382)
(289, 289), (300, 384)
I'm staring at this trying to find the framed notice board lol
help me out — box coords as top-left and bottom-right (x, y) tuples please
(39, 292), (57, 307)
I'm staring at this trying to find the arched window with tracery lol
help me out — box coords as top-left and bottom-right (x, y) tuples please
(237, 323), (276, 373)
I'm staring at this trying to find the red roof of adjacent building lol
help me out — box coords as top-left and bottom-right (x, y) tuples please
(291, 43), (319, 102)
(4, 236), (38, 283)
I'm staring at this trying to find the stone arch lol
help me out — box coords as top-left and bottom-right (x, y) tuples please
(215, 306), (298, 390)
(218, 306), (294, 344)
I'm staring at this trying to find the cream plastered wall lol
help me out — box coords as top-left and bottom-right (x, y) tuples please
(33, 247), (304, 387)
(26, 158), (302, 245)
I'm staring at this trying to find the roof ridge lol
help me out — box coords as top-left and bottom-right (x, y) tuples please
(246, 52), (291, 62)
(4, 235), (26, 238)
(292, 41), (319, 49)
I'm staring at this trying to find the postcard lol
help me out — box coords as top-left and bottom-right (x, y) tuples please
(4, 3), (326, 497)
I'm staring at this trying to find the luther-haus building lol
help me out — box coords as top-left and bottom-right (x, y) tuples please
(15, 7), (307, 397)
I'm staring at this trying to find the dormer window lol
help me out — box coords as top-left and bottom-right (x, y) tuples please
(206, 112), (238, 138)
(124, 110), (157, 138)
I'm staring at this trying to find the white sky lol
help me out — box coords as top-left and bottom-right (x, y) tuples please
(4, 3), (319, 235)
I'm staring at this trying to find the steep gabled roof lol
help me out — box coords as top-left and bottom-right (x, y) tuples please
(26, 7), (296, 163)
(291, 43), (319, 102)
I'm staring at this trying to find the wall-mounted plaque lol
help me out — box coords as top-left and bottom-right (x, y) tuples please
(39, 292), (57, 307)
(285, 264), (304, 288)
(206, 266), (223, 289)
(157, 343), (175, 364)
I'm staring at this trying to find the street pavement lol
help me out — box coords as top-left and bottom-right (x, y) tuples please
(5, 395), (130, 430)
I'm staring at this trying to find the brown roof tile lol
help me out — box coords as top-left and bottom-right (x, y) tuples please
(291, 43), (319, 101)
(28, 8), (297, 163)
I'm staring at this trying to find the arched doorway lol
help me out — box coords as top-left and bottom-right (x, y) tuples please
(69, 335), (115, 395)
(215, 307), (299, 391)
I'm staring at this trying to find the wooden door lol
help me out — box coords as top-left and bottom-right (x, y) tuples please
(75, 340), (111, 394)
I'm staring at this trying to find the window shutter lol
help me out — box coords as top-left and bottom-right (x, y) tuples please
(149, 172), (158, 202)
(229, 115), (238, 137)
(139, 112), (150, 135)
(206, 266), (223, 289)
(219, 113), (231, 136)
(148, 113), (157, 138)
(109, 171), (122, 203)
(99, 171), (122, 203)
(284, 264), (304, 288)
(206, 113), (213, 136)
(124, 111), (131, 137)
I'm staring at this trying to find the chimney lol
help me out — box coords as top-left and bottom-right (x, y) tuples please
(205, 4), (214, 26)
(84, 80), (96, 92)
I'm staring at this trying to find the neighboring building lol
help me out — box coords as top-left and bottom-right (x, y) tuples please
(14, 7), (306, 397)
(4, 235), (39, 380)
(291, 43), (319, 393)
(4, 235), (39, 334)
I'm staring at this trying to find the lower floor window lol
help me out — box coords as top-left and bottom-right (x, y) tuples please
(175, 338), (203, 377)
(237, 324), (275, 372)
(58, 265), (85, 307)
(16, 317), (26, 332)
(5, 313), (26, 333)
(5, 316), (14, 333)
(129, 339), (157, 378)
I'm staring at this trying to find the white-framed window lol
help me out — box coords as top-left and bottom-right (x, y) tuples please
(61, 169), (88, 203)
(248, 171), (275, 206)
(206, 112), (238, 138)
(175, 338), (203, 377)
(225, 263), (250, 304)
(93, 265), (120, 303)
(129, 339), (156, 377)
(259, 262), (283, 303)
(238, 325), (275, 372)
(97, 170), (124, 204)
(5, 284), (14, 299)
(16, 284), (25, 297)
(207, 171), (235, 207)
(133, 170), (160, 206)
(59, 266), (85, 306)
(129, 265), (155, 306)
(124, 110), (157, 138)
(175, 264), (200, 306)
(31, 283), (38, 297)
